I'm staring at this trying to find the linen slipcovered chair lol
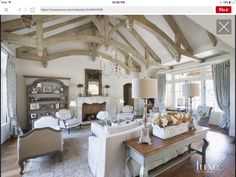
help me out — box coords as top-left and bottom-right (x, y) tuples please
(194, 105), (213, 127)
(17, 116), (63, 174)
(117, 105), (135, 121)
(56, 109), (82, 133)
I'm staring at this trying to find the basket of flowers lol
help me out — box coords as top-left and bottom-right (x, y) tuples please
(152, 112), (192, 139)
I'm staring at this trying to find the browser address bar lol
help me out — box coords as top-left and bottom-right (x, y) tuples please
(40, 6), (213, 14)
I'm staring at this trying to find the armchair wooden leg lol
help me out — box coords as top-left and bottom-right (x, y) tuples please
(59, 151), (64, 162)
(19, 160), (24, 175)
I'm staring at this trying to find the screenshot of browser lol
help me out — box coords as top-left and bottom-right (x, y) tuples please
(1, 1), (235, 177)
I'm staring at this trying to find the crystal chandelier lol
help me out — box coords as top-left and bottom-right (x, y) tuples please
(99, 49), (131, 79)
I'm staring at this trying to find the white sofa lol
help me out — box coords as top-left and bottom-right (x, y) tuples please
(88, 120), (186, 177)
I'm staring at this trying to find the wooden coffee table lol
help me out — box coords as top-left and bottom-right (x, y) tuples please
(124, 126), (209, 177)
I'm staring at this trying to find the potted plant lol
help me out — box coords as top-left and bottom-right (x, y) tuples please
(104, 85), (110, 96)
(77, 84), (84, 97)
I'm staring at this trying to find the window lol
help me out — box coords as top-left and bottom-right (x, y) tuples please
(1, 48), (8, 125)
(174, 82), (185, 107)
(205, 79), (221, 112)
(191, 80), (201, 110)
(165, 83), (173, 107)
(164, 66), (220, 112)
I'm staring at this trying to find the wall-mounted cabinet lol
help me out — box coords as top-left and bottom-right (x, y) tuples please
(26, 78), (69, 129)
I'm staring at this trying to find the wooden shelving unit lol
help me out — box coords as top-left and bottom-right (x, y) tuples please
(26, 78), (69, 129)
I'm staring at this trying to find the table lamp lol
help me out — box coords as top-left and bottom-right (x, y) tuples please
(182, 83), (199, 130)
(182, 83), (199, 114)
(69, 99), (77, 117)
(132, 78), (157, 145)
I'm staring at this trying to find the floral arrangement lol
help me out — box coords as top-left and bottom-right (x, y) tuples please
(152, 111), (192, 128)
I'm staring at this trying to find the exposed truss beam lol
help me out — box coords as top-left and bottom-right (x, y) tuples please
(131, 15), (181, 57)
(1, 31), (36, 47)
(128, 28), (162, 63)
(109, 22), (144, 69)
(108, 21), (125, 38)
(207, 31), (217, 47)
(163, 15), (193, 54)
(16, 22), (94, 53)
(36, 19), (44, 57)
(24, 16), (89, 37)
(1, 16), (62, 32)
(16, 49), (139, 72)
(90, 16), (104, 36)
(44, 34), (149, 66)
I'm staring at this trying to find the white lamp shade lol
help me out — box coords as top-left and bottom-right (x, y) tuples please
(69, 100), (76, 107)
(182, 83), (199, 97)
(132, 78), (157, 98)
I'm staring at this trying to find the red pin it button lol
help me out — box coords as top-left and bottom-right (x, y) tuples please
(216, 6), (232, 13)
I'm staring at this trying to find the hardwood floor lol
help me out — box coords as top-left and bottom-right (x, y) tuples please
(1, 125), (235, 177)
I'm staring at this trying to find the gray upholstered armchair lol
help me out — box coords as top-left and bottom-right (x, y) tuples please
(194, 105), (213, 127)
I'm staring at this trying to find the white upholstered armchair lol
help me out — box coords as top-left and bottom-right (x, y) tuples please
(56, 109), (82, 133)
(194, 105), (213, 127)
(117, 105), (135, 120)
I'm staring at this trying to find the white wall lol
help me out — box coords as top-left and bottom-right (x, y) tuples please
(16, 56), (144, 129)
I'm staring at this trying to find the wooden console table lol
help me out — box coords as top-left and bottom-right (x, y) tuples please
(124, 126), (209, 177)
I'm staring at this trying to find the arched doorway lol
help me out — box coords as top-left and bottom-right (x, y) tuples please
(123, 83), (134, 106)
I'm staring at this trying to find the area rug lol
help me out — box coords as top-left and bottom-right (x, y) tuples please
(23, 127), (94, 177)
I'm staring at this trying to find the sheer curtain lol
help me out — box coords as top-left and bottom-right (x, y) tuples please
(6, 53), (19, 136)
(211, 60), (230, 129)
(156, 74), (166, 112)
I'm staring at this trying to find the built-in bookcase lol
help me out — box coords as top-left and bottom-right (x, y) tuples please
(26, 78), (69, 129)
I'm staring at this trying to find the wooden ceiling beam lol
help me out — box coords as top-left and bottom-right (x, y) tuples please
(24, 16), (89, 37)
(16, 49), (136, 73)
(1, 15), (62, 32)
(16, 22), (94, 53)
(42, 48), (48, 67)
(131, 15), (181, 57)
(128, 28), (162, 63)
(163, 15), (193, 54)
(109, 22), (144, 69)
(16, 52), (41, 61)
(108, 21), (125, 38)
(90, 16), (104, 36)
(207, 31), (217, 47)
(36, 19), (44, 57)
(45, 34), (149, 66)
(1, 31), (36, 47)
(117, 48), (141, 72)
(104, 15), (109, 48)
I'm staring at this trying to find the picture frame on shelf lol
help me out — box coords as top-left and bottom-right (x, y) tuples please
(42, 85), (53, 93)
(30, 103), (40, 110)
(55, 103), (60, 109)
(31, 88), (37, 94)
(60, 103), (65, 109)
(40, 104), (48, 109)
(53, 87), (61, 94)
(50, 104), (55, 109)
(30, 113), (37, 119)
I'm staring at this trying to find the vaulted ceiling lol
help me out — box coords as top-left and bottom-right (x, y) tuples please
(1, 15), (230, 73)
